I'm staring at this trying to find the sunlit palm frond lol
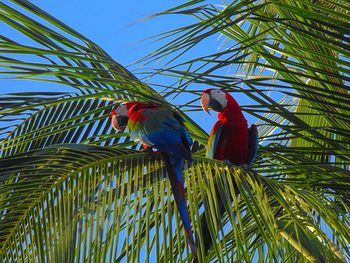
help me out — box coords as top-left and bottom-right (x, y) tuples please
(135, 0), (350, 261)
(0, 145), (348, 262)
(140, 0), (350, 157)
(0, 0), (208, 157)
(1, 0), (350, 262)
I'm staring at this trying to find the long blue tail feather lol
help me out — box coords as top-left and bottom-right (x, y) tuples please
(164, 154), (197, 258)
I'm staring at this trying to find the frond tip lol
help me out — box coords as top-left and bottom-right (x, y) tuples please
(0, 146), (349, 262)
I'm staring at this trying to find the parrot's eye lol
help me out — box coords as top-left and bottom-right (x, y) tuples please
(115, 103), (128, 117)
(209, 89), (227, 111)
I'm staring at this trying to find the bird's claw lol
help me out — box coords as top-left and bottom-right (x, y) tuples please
(140, 148), (162, 156)
(223, 159), (233, 166)
(140, 149), (152, 153)
(140, 147), (153, 153)
(241, 164), (250, 170)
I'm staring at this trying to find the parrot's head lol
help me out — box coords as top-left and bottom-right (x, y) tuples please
(201, 89), (229, 114)
(111, 103), (130, 131)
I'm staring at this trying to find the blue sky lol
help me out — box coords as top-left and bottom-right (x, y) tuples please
(0, 3), (212, 261)
(0, 0), (257, 137)
(1, 2), (345, 261)
(1, 0), (225, 134)
(26, 1), (188, 66)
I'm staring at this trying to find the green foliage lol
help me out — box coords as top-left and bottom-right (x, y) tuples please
(1, 0), (349, 262)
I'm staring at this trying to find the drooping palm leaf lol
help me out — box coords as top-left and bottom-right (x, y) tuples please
(1, 145), (348, 262)
(1, 0), (350, 262)
(0, 0), (208, 156)
(136, 0), (350, 261)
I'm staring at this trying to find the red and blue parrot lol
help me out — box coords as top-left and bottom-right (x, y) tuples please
(111, 102), (197, 258)
(200, 88), (258, 253)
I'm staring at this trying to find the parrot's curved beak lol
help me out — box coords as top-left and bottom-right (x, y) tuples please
(111, 115), (128, 131)
(201, 92), (224, 114)
(201, 92), (211, 115)
(111, 106), (128, 131)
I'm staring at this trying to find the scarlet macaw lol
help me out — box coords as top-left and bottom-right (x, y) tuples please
(111, 102), (197, 258)
(200, 88), (258, 253)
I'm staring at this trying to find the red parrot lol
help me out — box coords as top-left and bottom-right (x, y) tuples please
(200, 88), (258, 253)
(111, 102), (197, 259)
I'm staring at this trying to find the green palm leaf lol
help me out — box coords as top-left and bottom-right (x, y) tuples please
(1, 0), (350, 262)
(1, 145), (348, 262)
(0, 0), (208, 156)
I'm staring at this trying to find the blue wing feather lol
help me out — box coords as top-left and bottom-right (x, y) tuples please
(130, 107), (192, 160)
(206, 122), (222, 159)
(247, 124), (258, 168)
(127, 104), (196, 256)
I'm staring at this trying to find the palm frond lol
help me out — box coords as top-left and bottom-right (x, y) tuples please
(138, 0), (350, 158)
(1, 0), (350, 262)
(0, 0), (208, 157)
(0, 145), (349, 262)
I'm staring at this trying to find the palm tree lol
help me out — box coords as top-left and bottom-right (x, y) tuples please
(0, 0), (349, 262)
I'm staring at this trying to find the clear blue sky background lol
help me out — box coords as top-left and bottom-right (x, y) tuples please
(0, 3), (221, 260)
(27, 0), (187, 66)
(1, 2), (341, 261)
(0, 0), (256, 139)
(1, 0), (225, 134)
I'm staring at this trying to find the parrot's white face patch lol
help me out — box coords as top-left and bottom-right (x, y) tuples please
(116, 103), (128, 117)
(210, 89), (227, 109)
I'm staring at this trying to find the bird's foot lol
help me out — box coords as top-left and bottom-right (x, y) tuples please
(240, 164), (250, 170)
(140, 148), (153, 153)
(141, 147), (162, 157)
(140, 144), (153, 153)
(223, 159), (233, 166)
